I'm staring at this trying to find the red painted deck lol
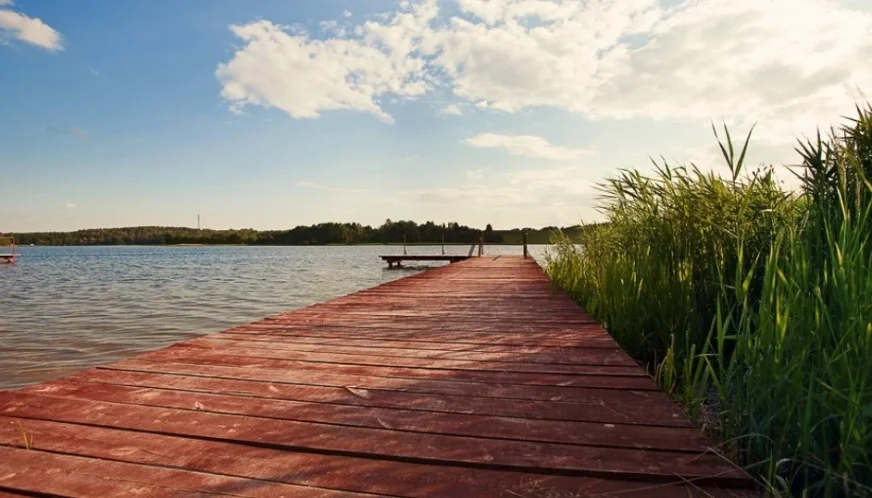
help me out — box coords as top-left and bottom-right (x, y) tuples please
(0, 256), (755, 497)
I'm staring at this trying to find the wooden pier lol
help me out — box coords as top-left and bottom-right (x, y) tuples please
(0, 256), (754, 497)
(0, 236), (15, 264)
(381, 254), (469, 267)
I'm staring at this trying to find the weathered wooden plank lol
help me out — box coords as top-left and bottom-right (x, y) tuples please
(0, 446), (372, 497)
(259, 321), (610, 332)
(256, 316), (602, 327)
(246, 319), (607, 331)
(305, 299), (587, 310)
(348, 292), (572, 299)
(149, 340), (642, 374)
(121, 350), (660, 390)
(282, 304), (594, 313)
(1, 391), (746, 485)
(225, 327), (624, 348)
(100, 359), (673, 404)
(28, 380), (708, 451)
(0, 416), (751, 498)
(207, 332), (621, 352)
(56, 369), (694, 426)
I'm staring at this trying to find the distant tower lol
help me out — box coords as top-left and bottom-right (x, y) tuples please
(197, 214), (201, 230)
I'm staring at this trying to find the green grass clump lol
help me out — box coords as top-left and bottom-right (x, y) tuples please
(546, 105), (872, 497)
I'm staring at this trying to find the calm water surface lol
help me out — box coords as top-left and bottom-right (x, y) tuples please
(0, 245), (548, 389)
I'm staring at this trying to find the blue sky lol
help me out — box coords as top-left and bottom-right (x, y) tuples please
(2, 0), (870, 231)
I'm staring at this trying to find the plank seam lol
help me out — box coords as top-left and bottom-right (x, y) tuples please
(98, 361), (661, 392)
(0, 444), (397, 498)
(0, 420), (752, 489)
(20, 389), (707, 453)
(71, 378), (693, 428)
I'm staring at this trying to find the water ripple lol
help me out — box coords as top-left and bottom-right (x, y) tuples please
(0, 244), (545, 389)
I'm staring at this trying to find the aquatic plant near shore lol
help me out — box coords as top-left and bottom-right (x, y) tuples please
(547, 105), (872, 496)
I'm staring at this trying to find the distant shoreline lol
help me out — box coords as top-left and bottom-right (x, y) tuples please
(19, 242), (554, 248)
(8, 222), (592, 247)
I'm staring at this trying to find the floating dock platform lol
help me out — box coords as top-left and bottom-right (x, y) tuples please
(380, 254), (469, 267)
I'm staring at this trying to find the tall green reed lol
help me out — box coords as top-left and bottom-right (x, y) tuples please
(547, 105), (872, 496)
(548, 125), (791, 367)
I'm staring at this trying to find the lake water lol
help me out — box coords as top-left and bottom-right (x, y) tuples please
(0, 245), (549, 389)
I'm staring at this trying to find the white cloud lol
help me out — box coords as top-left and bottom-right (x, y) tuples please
(0, 2), (63, 51)
(466, 168), (488, 179)
(591, 0), (872, 140)
(216, 0), (872, 138)
(440, 103), (463, 115)
(465, 133), (591, 160)
(433, 0), (872, 140)
(425, 0), (661, 114)
(216, 2), (437, 123)
(64, 203), (77, 209)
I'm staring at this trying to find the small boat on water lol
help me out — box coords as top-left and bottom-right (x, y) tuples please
(0, 235), (17, 264)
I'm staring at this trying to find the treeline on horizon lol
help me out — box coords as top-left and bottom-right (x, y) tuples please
(9, 220), (592, 246)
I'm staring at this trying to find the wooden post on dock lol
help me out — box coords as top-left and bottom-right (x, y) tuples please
(478, 232), (484, 257)
(523, 230), (528, 258)
(441, 233), (445, 255)
(403, 234), (407, 255)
